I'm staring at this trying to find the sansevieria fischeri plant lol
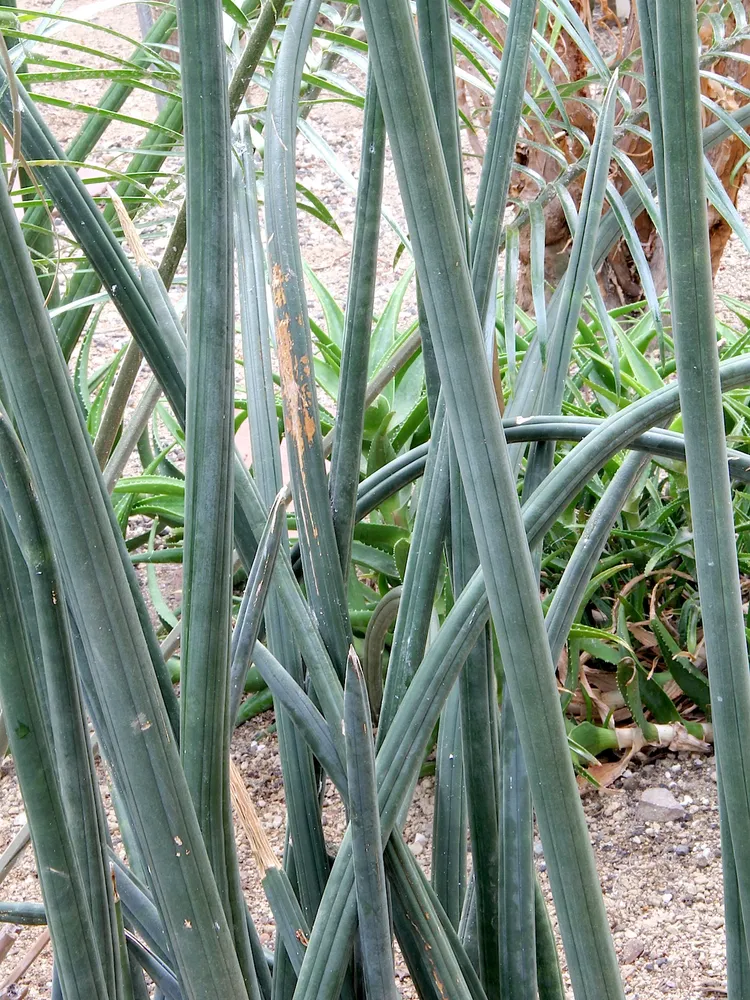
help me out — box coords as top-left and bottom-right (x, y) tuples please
(1, 0), (750, 997)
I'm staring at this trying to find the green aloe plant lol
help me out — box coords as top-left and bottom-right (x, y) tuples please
(1, 1), (750, 998)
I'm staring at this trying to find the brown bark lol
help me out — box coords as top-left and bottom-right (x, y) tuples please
(601, 1), (750, 306)
(457, 1), (750, 312)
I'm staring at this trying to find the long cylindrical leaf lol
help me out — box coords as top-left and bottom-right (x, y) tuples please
(385, 837), (483, 1000)
(358, 2), (623, 995)
(0, 123), (250, 1000)
(470, 0), (538, 323)
(651, 0), (750, 975)
(504, 77), (617, 998)
(457, 622), (500, 992)
(230, 492), (287, 723)
(298, 342), (750, 997)
(0, 518), (109, 1000)
(536, 73), (619, 423)
(416, 0), (466, 236)
(235, 114), (331, 925)
(294, 571), (492, 1000)
(509, 101), (750, 441)
(345, 649), (398, 1000)
(634, 0), (671, 293)
(265, 0), (351, 673)
(534, 879), (565, 1000)
(0, 71), (188, 415)
(252, 643), (347, 796)
(451, 444), (501, 995)
(545, 450), (650, 662)
(20, 5), (177, 271)
(498, 697), (536, 1000)
(363, 586), (402, 720)
(415, 0), (474, 948)
(177, 3), (259, 989)
(49, 0), (279, 358)
(720, 780), (750, 996)
(432, 682), (467, 929)
(378, 401), (450, 740)
(55, 94), (185, 360)
(177, 0), (236, 902)
(0, 412), (119, 995)
(229, 761), (310, 978)
(329, 69), (386, 576)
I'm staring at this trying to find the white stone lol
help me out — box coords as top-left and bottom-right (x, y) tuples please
(636, 787), (687, 823)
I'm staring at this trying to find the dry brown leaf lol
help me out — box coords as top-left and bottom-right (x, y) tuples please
(581, 748), (636, 791)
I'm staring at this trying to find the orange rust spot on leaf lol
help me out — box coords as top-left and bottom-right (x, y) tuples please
(295, 928), (309, 947)
(303, 412), (316, 448)
(272, 263), (287, 308)
(421, 949), (448, 1000)
(275, 310), (318, 472)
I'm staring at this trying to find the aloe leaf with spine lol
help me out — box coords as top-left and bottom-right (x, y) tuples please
(648, 0), (750, 978)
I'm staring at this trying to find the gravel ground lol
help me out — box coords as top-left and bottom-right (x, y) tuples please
(0, 721), (729, 998)
(1, 2), (748, 997)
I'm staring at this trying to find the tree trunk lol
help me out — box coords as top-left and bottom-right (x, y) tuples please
(457, 1), (750, 311)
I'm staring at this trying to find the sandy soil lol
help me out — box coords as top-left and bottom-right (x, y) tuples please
(0, 3), (748, 998)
